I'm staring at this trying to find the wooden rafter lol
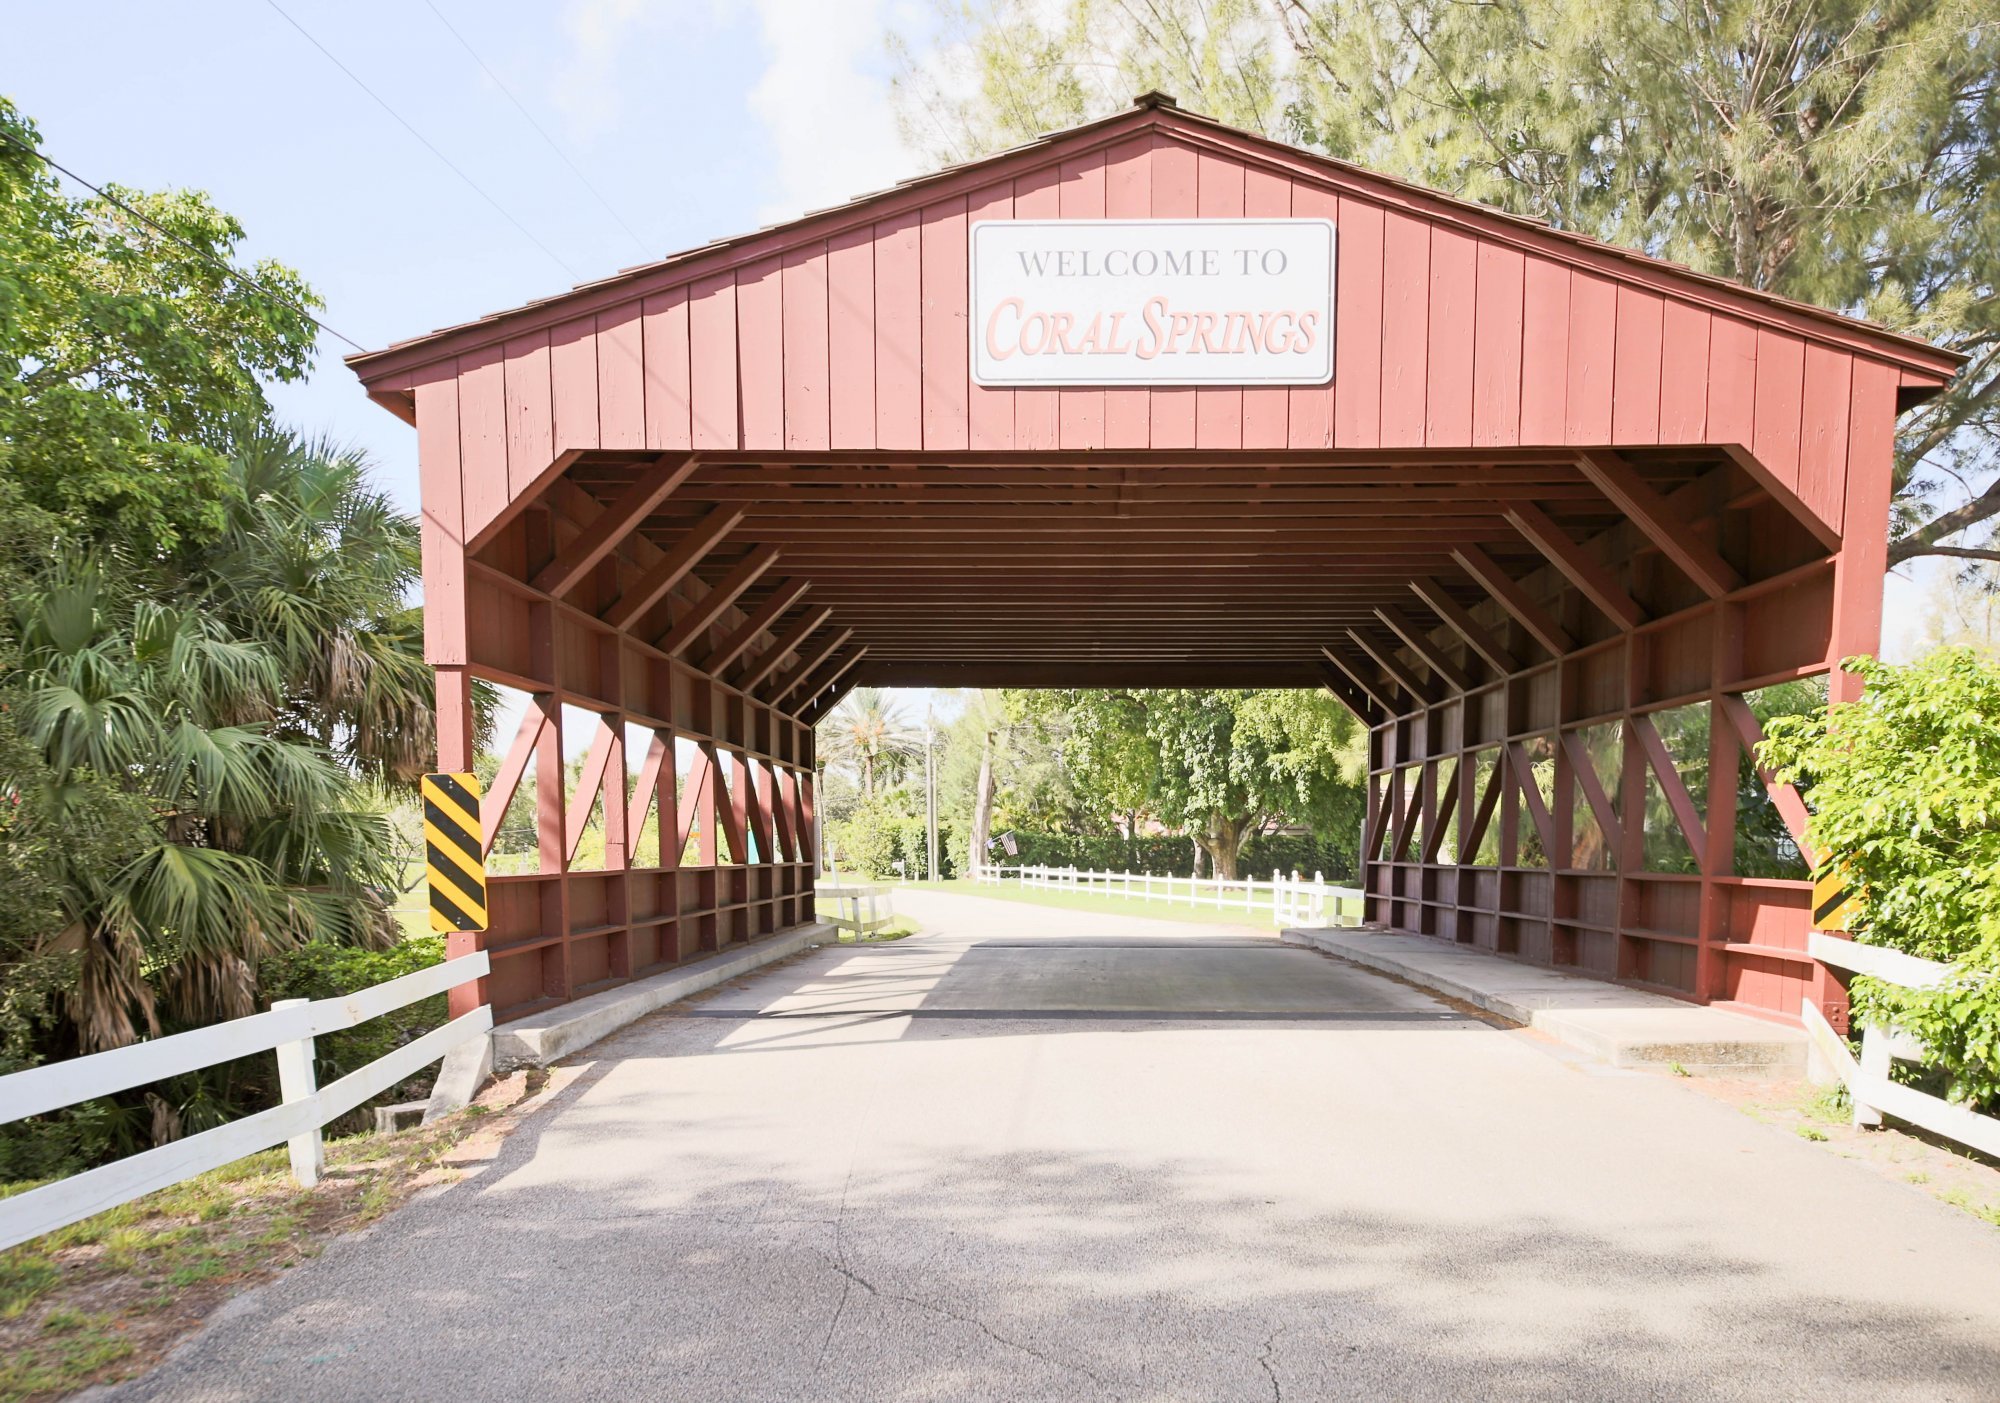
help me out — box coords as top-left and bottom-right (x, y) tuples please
(734, 605), (833, 689)
(792, 649), (868, 718)
(1505, 504), (1647, 631)
(533, 453), (701, 598)
(1346, 628), (1434, 705)
(702, 578), (812, 674)
(1319, 646), (1394, 712)
(1376, 605), (1474, 692)
(767, 628), (855, 704)
(1409, 577), (1519, 673)
(1575, 450), (1742, 599)
(656, 544), (783, 655)
(1450, 545), (1574, 656)
(602, 504), (746, 630)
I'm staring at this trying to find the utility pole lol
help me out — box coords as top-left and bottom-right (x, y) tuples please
(924, 709), (939, 882)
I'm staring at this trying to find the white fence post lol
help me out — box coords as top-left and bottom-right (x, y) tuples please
(272, 999), (323, 1189)
(1854, 1026), (1889, 1129)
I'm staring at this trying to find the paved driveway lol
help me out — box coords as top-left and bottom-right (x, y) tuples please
(118, 890), (2000, 1401)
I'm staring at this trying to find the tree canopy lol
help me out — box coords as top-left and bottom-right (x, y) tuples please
(894, 0), (2000, 567)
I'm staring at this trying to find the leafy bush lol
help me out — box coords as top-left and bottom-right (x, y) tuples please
(1760, 650), (2000, 1110)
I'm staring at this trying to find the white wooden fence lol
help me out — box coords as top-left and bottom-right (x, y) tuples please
(0, 951), (491, 1251)
(973, 864), (1367, 929)
(816, 884), (895, 938)
(1801, 932), (2000, 1160)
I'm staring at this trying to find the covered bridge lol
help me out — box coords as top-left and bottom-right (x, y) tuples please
(348, 94), (1959, 1031)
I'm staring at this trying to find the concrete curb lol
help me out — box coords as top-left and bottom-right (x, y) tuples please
(490, 923), (834, 1070)
(1283, 926), (1806, 1076)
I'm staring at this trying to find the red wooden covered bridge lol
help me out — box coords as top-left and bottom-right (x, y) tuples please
(349, 94), (1958, 1031)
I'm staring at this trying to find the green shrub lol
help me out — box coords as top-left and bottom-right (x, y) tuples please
(1760, 650), (2000, 1110)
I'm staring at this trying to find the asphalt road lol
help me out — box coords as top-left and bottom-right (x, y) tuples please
(113, 890), (2000, 1401)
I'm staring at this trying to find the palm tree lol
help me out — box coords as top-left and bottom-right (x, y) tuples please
(8, 431), (426, 1060)
(818, 688), (921, 799)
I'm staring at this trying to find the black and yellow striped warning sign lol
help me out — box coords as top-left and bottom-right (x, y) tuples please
(423, 772), (488, 933)
(1812, 860), (1859, 933)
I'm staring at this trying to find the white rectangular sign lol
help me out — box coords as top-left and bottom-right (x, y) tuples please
(970, 218), (1335, 387)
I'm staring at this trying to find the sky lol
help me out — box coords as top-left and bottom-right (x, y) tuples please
(5, 0), (1939, 688)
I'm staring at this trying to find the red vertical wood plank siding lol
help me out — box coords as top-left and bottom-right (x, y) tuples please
(596, 305), (645, 450)
(1610, 285), (1664, 444)
(1329, 195), (1383, 448)
(1707, 316), (1758, 448)
(1797, 343), (1853, 532)
(1470, 241), (1525, 447)
(502, 331), (552, 497)
(414, 370), (465, 665)
(550, 317), (600, 451)
(1657, 300), (1710, 442)
(920, 197), (970, 451)
(826, 227), (877, 451)
(1058, 152), (1107, 450)
(1378, 210), (1431, 447)
(456, 344), (509, 542)
(688, 273), (739, 450)
(1102, 137), (1153, 449)
(736, 259), (785, 452)
(1241, 167), (1293, 449)
(965, 183), (1016, 451)
(1148, 136), (1198, 447)
(781, 245), (831, 451)
(1517, 257), (1569, 443)
(1752, 328), (1807, 489)
(1010, 168), (1061, 451)
(1564, 271), (1616, 444)
(1272, 180), (1330, 447)
(641, 288), (691, 450)
(873, 212), (923, 450)
(1194, 152), (1245, 448)
(1829, 359), (1898, 700)
(1424, 226), (1475, 445)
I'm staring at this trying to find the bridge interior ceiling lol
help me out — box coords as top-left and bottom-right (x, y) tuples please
(544, 445), (1818, 696)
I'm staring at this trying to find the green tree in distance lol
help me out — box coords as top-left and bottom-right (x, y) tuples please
(893, 0), (2000, 567)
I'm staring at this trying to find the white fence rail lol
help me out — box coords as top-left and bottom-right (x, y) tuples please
(0, 951), (491, 1251)
(1803, 932), (2000, 1160)
(973, 864), (1366, 929)
(817, 884), (895, 938)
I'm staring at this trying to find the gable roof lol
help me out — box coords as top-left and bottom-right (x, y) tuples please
(347, 92), (1962, 409)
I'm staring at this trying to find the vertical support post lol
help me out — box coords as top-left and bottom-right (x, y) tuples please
(272, 1000), (323, 1188)
(1853, 1025), (1888, 1129)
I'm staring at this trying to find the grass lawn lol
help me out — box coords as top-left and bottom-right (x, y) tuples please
(896, 878), (1285, 930)
(0, 1105), (512, 1402)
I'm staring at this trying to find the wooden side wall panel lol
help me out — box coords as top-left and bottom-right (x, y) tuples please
(1379, 209), (1431, 447)
(1011, 168), (1060, 450)
(1471, 241), (1525, 447)
(1101, 136), (1154, 449)
(1708, 315), (1758, 447)
(1753, 327), (1807, 488)
(1658, 300), (1710, 443)
(456, 344), (509, 543)
(597, 304), (646, 450)
(1564, 272), (1616, 443)
(415, 369), (465, 666)
(641, 288), (692, 450)
(1328, 193), (1382, 448)
(737, 258), (786, 452)
(1424, 225), (1476, 445)
(920, 197), (970, 450)
(1611, 285), (1664, 444)
(1241, 166), (1293, 449)
(1147, 135), (1198, 447)
(873, 211), (923, 450)
(551, 316), (600, 452)
(503, 331), (553, 499)
(1518, 256), (1570, 443)
(1058, 151), (1108, 450)
(782, 245), (831, 451)
(1194, 150), (1246, 448)
(1798, 344), (1854, 533)
(688, 273), (739, 450)
(966, 183), (1016, 451)
(826, 229), (876, 450)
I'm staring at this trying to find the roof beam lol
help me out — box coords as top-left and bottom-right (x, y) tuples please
(1574, 450), (1742, 599)
(766, 627), (855, 704)
(655, 544), (782, 657)
(1375, 605), (1474, 693)
(1319, 646), (1395, 713)
(1449, 546), (1575, 656)
(1409, 577), (1519, 674)
(788, 647), (868, 717)
(601, 504), (746, 631)
(734, 605), (833, 689)
(533, 453), (702, 598)
(700, 578), (812, 674)
(1504, 504), (1647, 631)
(1346, 628), (1435, 706)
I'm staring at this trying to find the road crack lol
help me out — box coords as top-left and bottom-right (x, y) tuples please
(1257, 1327), (1286, 1403)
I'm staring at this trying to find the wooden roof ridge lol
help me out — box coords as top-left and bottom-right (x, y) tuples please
(347, 91), (1963, 396)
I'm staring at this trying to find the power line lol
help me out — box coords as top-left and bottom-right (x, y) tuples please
(0, 125), (367, 355)
(420, 0), (652, 259)
(263, 0), (583, 281)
